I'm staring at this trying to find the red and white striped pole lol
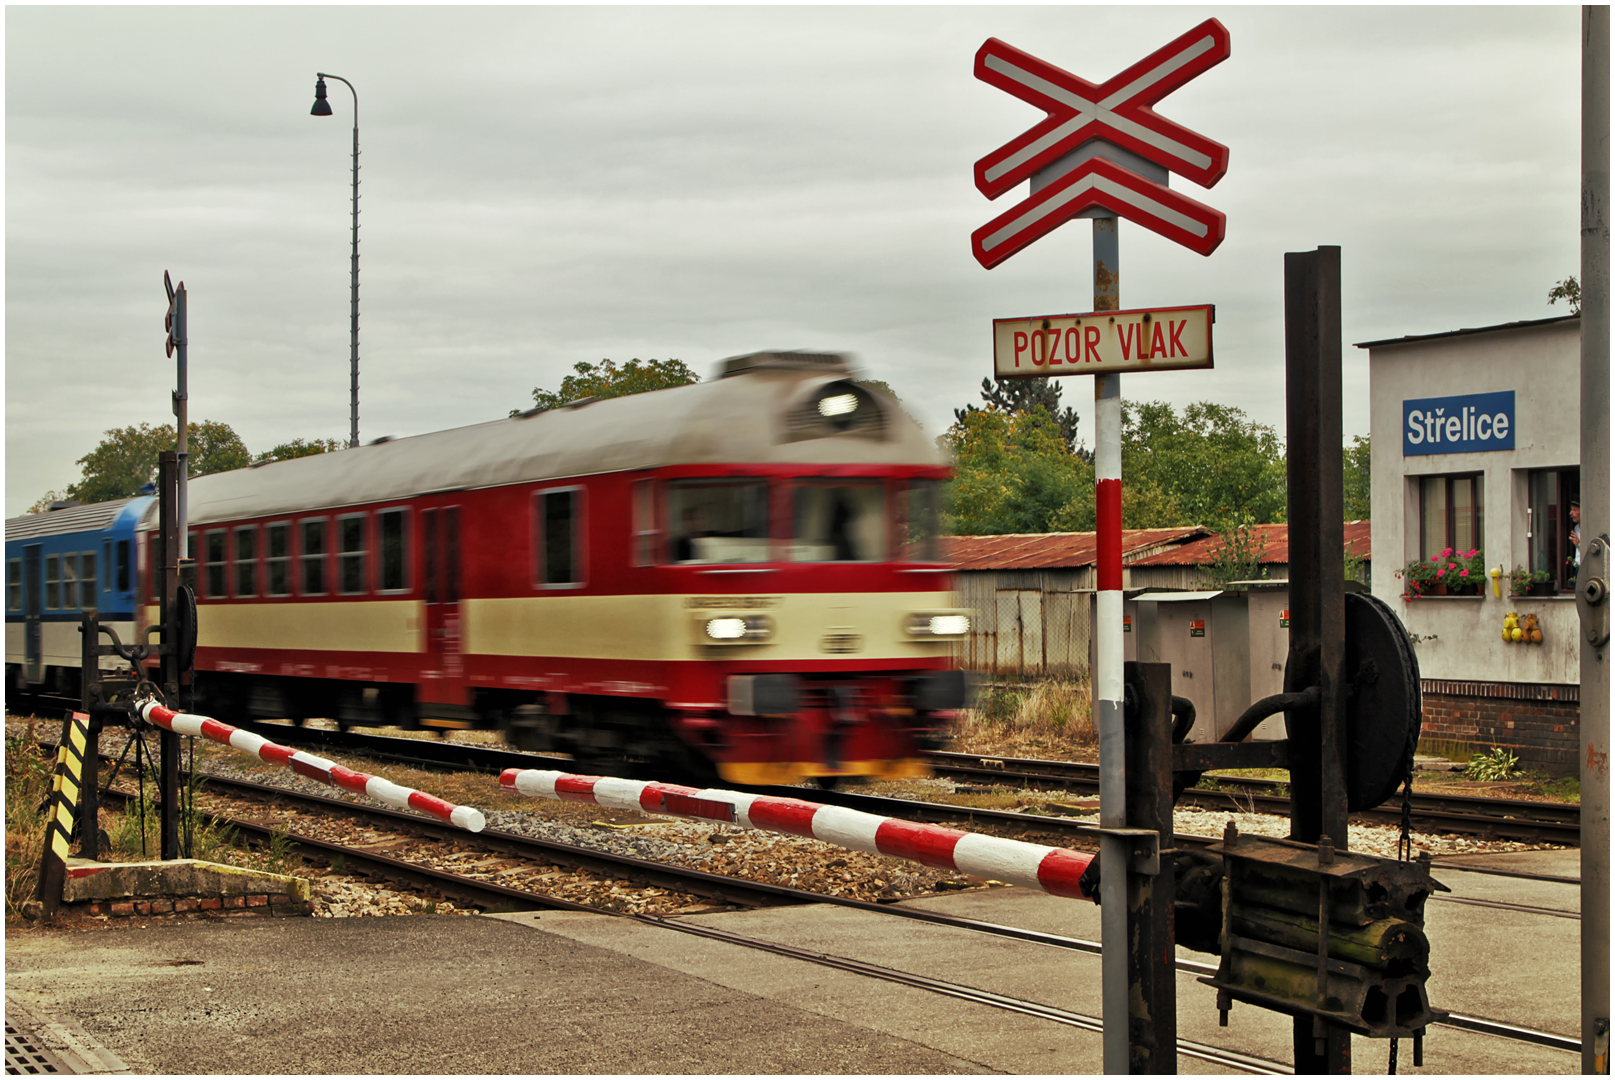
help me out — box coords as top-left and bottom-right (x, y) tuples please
(135, 699), (486, 832)
(501, 769), (1096, 901)
(1092, 216), (1129, 1074)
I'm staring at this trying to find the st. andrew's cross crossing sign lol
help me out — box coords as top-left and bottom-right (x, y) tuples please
(970, 19), (1231, 267)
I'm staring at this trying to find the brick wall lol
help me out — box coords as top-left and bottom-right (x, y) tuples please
(1419, 680), (1580, 775)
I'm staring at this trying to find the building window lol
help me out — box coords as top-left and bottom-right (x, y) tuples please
(301, 519), (328, 596)
(80, 552), (97, 609)
(338, 515), (367, 594)
(265, 523), (292, 597)
(377, 509), (408, 592)
(205, 530), (228, 599)
(1528, 467), (1580, 592)
(234, 526), (258, 598)
(536, 488), (583, 587)
(1418, 473), (1483, 559)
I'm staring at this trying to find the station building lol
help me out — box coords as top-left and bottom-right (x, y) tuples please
(1357, 313), (1582, 774)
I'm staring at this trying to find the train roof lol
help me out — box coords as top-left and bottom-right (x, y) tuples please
(152, 353), (948, 528)
(5, 497), (152, 543)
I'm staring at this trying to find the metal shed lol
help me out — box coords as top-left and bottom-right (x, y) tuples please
(942, 528), (1208, 677)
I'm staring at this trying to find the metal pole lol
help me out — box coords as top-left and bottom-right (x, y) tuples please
(1125, 659), (1176, 1072)
(1580, 6), (1610, 1072)
(1283, 245), (1349, 1073)
(157, 451), (181, 860)
(77, 613), (101, 860)
(348, 108), (360, 450)
(314, 72), (361, 449)
(1092, 214), (1128, 1075)
(173, 281), (188, 560)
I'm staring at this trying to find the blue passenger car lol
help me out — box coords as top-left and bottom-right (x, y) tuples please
(5, 497), (152, 696)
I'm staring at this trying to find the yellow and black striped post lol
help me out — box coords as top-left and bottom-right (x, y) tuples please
(36, 712), (93, 917)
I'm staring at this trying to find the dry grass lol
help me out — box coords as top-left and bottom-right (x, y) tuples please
(949, 677), (1099, 760)
(5, 728), (55, 918)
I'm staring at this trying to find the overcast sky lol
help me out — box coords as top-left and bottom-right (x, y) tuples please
(5, 5), (1584, 517)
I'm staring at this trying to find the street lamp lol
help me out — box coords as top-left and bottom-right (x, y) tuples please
(310, 73), (361, 449)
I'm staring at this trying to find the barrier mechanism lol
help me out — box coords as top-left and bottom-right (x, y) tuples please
(501, 769), (1096, 900)
(36, 712), (94, 917)
(135, 699), (486, 832)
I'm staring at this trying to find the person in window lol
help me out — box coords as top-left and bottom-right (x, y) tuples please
(1568, 500), (1582, 578)
(674, 504), (709, 563)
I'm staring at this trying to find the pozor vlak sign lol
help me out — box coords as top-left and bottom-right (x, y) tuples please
(994, 304), (1213, 379)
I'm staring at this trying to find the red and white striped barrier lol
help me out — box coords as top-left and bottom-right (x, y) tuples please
(500, 769), (1095, 901)
(136, 699), (486, 833)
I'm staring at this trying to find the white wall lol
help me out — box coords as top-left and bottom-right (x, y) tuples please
(1366, 318), (1581, 685)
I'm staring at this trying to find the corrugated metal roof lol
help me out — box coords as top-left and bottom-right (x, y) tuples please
(1353, 314), (1577, 350)
(941, 526), (1209, 570)
(5, 497), (151, 542)
(1127, 521), (1372, 567)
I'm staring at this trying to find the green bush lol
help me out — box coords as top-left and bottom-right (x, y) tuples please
(1466, 746), (1521, 782)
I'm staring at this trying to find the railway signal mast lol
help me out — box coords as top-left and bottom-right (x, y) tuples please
(970, 20), (1229, 1074)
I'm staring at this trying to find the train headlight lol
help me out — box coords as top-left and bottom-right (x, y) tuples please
(699, 614), (774, 644)
(904, 611), (971, 638)
(817, 392), (859, 418)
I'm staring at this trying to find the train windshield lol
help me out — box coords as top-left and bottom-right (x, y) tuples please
(790, 481), (885, 562)
(668, 479), (771, 564)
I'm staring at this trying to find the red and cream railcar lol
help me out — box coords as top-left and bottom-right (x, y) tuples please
(139, 352), (967, 785)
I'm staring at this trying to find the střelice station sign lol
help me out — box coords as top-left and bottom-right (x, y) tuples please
(992, 303), (1213, 379)
(1402, 389), (1515, 455)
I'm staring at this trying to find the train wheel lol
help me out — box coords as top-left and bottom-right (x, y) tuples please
(813, 776), (840, 791)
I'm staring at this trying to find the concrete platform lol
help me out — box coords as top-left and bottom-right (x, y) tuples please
(48, 858), (311, 921)
(3, 847), (1582, 1074)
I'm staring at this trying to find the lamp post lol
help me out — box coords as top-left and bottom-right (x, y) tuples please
(310, 73), (361, 450)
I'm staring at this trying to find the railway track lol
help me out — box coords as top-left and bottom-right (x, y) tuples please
(208, 718), (1581, 847)
(923, 749), (1582, 846)
(8, 695), (1581, 846)
(89, 764), (1580, 1068)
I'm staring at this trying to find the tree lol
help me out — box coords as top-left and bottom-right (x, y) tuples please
(520, 358), (699, 414)
(1121, 400), (1287, 528)
(954, 376), (1087, 459)
(944, 408), (1093, 535)
(1547, 274), (1581, 314)
(25, 491), (67, 515)
(256, 438), (346, 464)
(50, 420), (251, 507)
(1343, 434), (1371, 520)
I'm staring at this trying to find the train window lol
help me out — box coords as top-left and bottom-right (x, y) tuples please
(667, 480), (770, 564)
(377, 509), (409, 593)
(117, 539), (131, 594)
(265, 523), (292, 597)
(338, 515), (367, 594)
(536, 488), (584, 587)
(62, 554), (79, 609)
(631, 478), (659, 567)
(790, 482), (885, 562)
(102, 540), (112, 594)
(301, 519), (328, 596)
(234, 527), (258, 598)
(900, 479), (942, 562)
(7, 559), (21, 611)
(45, 555), (60, 609)
(80, 552), (97, 608)
(204, 530), (228, 599)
